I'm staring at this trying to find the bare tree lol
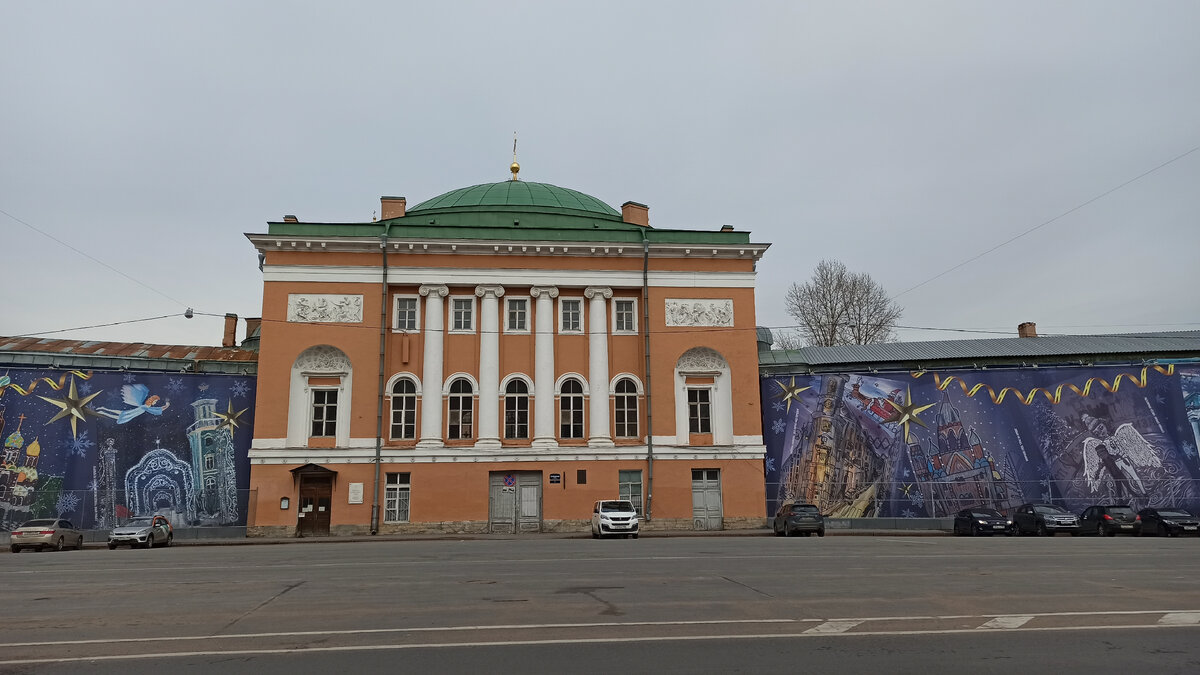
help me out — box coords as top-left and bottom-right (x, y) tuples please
(770, 328), (805, 351)
(784, 260), (902, 346)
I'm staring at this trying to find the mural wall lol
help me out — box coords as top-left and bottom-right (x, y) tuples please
(762, 364), (1200, 519)
(0, 368), (254, 530)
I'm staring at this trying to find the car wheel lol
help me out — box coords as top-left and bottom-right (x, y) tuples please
(817, 529), (825, 537)
(1037, 523), (1048, 537)
(108, 542), (117, 550)
(77, 536), (84, 550)
(164, 534), (172, 548)
(55, 537), (64, 552)
(9, 544), (18, 554)
(632, 534), (638, 539)
(145, 533), (155, 549)
(774, 523), (784, 537)
(1159, 523), (1169, 537)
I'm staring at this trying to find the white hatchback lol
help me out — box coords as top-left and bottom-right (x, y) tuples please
(591, 500), (640, 539)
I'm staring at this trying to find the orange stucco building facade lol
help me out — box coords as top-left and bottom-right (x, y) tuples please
(245, 171), (770, 536)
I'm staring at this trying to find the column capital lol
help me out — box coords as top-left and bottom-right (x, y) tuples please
(584, 286), (613, 300)
(419, 284), (449, 298)
(474, 284), (505, 299)
(529, 286), (559, 299)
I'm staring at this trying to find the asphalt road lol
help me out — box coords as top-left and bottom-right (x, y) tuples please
(4, 535), (1200, 673)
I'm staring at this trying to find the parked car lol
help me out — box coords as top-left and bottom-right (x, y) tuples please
(1080, 504), (1141, 536)
(108, 515), (173, 549)
(10, 519), (84, 553)
(1137, 508), (1200, 537)
(1012, 503), (1081, 536)
(773, 502), (825, 537)
(952, 508), (1012, 536)
(591, 500), (639, 539)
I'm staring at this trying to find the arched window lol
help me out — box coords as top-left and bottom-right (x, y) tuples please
(560, 379), (584, 439)
(390, 379), (417, 440)
(504, 380), (529, 440)
(448, 379), (474, 440)
(614, 378), (639, 438)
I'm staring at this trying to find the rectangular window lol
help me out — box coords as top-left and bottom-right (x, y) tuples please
(619, 470), (643, 515)
(688, 388), (712, 434)
(311, 389), (338, 437)
(452, 298), (474, 331)
(507, 298), (528, 331)
(505, 393), (529, 439)
(614, 299), (636, 333)
(560, 299), (582, 333)
(204, 455), (215, 470)
(394, 297), (418, 331)
(614, 390), (638, 438)
(577, 469), (587, 485)
(384, 472), (411, 523)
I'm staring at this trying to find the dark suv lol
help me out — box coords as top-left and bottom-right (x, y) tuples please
(1012, 503), (1080, 536)
(773, 502), (825, 537)
(1080, 504), (1141, 536)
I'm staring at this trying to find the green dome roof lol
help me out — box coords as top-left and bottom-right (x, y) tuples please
(409, 181), (620, 217)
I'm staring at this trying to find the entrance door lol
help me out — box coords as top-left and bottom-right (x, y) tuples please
(691, 468), (723, 531)
(298, 475), (332, 537)
(489, 471), (542, 533)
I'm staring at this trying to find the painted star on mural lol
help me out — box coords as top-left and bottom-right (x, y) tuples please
(884, 385), (935, 443)
(37, 376), (103, 439)
(215, 400), (248, 439)
(776, 376), (811, 412)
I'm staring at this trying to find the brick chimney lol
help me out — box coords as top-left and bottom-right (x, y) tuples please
(283, 215), (299, 223)
(380, 196), (406, 220)
(1017, 321), (1038, 338)
(223, 313), (238, 347)
(621, 201), (649, 227)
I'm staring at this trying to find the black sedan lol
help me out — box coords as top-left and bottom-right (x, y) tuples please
(953, 508), (1012, 536)
(1138, 508), (1200, 537)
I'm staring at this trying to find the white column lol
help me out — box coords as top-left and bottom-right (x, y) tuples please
(585, 286), (614, 447)
(475, 284), (504, 448)
(417, 284), (448, 449)
(530, 285), (558, 448)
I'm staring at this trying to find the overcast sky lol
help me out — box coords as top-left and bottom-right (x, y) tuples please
(3, 2), (1198, 348)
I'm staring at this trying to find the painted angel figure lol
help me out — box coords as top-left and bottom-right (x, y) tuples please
(1083, 422), (1161, 499)
(95, 384), (171, 424)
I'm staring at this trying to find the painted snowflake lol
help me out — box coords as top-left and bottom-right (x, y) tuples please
(123, 373), (138, 384)
(230, 379), (251, 398)
(908, 489), (924, 508)
(903, 468), (911, 478)
(86, 479), (99, 492)
(165, 377), (185, 394)
(68, 431), (94, 457)
(78, 381), (93, 394)
(771, 401), (785, 412)
(901, 508), (917, 518)
(56, 492), (81, 515)
(771, 419), (786, 435)
(1182, 441), (1197, 459)
(764, 457), (776, 474)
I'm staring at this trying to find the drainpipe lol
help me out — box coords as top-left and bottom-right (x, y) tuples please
(370, 231), (388, 534)
(642, 235), (655, 521)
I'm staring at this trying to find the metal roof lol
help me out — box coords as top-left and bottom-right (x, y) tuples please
(409, 181), (621, 217)
(759, 330), (1200, 371)
(0, 336), (258, 374)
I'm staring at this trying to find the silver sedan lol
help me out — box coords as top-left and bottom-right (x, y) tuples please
(108, 515), (173, 549)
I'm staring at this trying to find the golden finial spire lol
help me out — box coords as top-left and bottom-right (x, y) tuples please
(510, 131), (520, 181)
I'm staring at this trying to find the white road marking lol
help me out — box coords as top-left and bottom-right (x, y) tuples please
(1158, 612), (1200, 625)
(2, 623), (1199, 666)
(806, 620), (864, 634)
(978, 615), (1034, 629)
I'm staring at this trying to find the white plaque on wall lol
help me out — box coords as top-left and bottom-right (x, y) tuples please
(287, 294), (364, 323)
(348, 482), (364, 504)
(664, 299), (734, 327)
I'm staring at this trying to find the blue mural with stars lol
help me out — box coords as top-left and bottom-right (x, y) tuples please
(0, 368), (254, 530)
(761, 364), (1200, 520)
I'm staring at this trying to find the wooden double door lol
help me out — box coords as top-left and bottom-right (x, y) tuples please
(297, 475), (332, 537)
(488, 471), (543, 534)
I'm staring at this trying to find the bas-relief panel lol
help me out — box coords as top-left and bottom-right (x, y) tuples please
(287, 294), (364, 323)
(664, 299), (734, 327)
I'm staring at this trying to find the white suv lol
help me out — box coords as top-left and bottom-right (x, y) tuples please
(591, 500), (640, 539)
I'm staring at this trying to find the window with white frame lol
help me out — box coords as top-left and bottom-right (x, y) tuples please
(559, 298), (583, 333)
(448, 378), (474, 440)
(394, 297), (418, 331)
(384, 472), (411, 523)
(451, 297), (474, 332)
(204, 455), (215, 470)
(390, 378), (417, 439)
(506, 298), (528, 332)
(614, 378), (639, 438)
(311, 389), (338, 437)
(619, 470), (643, 515)
(614, 299), (637, 333)
(688, 388), (712, 434)
(559, 379), (585, 438)
(504, 380), (529, 439)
